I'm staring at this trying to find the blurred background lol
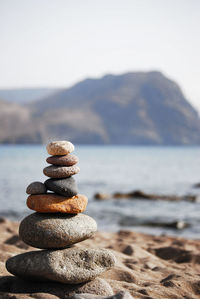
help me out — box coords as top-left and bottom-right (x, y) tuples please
(0, 0), (200, 238)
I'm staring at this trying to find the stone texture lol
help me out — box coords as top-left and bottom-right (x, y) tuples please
(46, 154), (79, 166)
(71, 295), (100, 299)
(26, 182), (47, 195)
(6, 248), (116, 284)
(43, 165), (80, 178)
(26, 193), (88, 213)
(19, 213), (97, 249)
(71, 291), (133, 299)
(46, 141), (74, 156)
(0, 277), (113, 297)
(45, 177), (78, 197)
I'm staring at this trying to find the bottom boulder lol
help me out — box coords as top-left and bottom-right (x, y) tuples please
(6, 248), (116, 284)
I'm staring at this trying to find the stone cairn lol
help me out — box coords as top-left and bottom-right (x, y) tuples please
(6, 140), (115, 284)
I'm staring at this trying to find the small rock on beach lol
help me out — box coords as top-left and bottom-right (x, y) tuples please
(46, 141), (74, 156)
(19, 213), (97, 249)
(43, 165), (80, 178)
(6, 248), (116, 284)
(26, 181), (47, 195)
(26, 193), (88, 213)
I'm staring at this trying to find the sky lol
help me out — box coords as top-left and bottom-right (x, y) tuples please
(0, 0), (200, 111)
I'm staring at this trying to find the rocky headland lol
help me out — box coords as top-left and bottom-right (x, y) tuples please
(1, 71), (200, 145)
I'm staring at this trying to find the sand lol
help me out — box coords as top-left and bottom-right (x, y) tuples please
(0, 218), (200, 298)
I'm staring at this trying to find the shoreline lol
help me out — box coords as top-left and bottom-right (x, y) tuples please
(0, 218), (200, 298)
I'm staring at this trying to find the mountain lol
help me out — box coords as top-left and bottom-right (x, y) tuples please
(0, 88), (58, 104)
(0, 100), (42, 143)
(1, 71), (200, 145)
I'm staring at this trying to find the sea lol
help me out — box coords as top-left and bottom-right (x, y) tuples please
(0, 145), (200, 239)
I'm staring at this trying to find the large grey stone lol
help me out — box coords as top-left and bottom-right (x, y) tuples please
(45, 176), (78, 197)
(19, 213), (97, 249)
(6, 248), (116, 284)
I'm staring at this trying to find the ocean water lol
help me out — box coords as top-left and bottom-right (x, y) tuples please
(0, 145), (200, 238)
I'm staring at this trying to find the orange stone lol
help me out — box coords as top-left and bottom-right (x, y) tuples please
(27, 194), (88, 213)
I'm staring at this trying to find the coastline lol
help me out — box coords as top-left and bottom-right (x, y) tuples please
(0, 218), (200, 298)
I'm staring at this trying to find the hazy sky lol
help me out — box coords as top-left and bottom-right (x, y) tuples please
(0, 0), (200, 111)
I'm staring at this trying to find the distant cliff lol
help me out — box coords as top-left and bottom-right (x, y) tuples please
(1, 71), (200, 145)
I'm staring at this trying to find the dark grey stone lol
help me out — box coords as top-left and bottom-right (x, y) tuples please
(45, 177), (78, 197)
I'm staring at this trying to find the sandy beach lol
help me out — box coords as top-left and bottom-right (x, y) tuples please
(0, 218), (200, 298)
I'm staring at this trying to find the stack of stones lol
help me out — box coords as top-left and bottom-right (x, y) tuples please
(6, 141), (115, 285)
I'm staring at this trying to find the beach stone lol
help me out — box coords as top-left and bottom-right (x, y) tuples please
(43, 165), (80, 178)
(46, 141), (74, 156)
(26, 193), (88, 213)
(26, 182), (47, 195)
(46, 154), (79, 166)
(19, 213), (97, 249)
(6, 248), (116, 284)
(45, 177), (78, 197)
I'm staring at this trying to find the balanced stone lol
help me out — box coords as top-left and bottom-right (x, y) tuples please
(45, 177), (78, 197)
(46, 141), (74, 156)
(26, 181), (47, 195)
(43, 165), (80, 178)
(26, 193), (88, 213)
(46, 154), (79, 166)
(6, 248), (116, 284)
(19, 213), (97, 249)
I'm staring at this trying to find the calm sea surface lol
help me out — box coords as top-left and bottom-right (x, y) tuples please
(0, 145), (200, 238)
